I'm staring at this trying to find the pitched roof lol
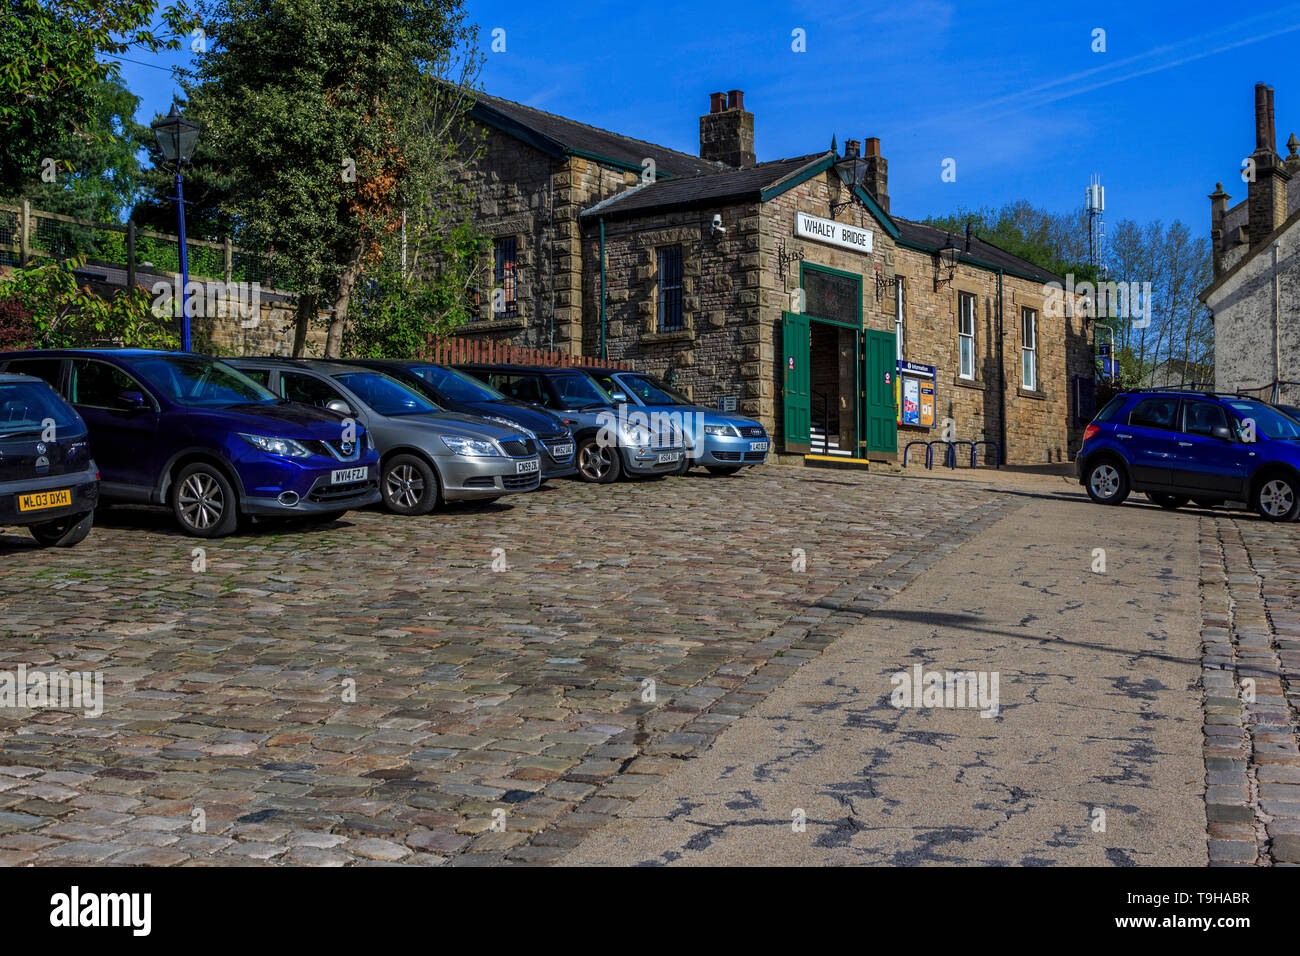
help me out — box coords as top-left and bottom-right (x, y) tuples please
(580, 153), (831, 220)
(893, 217), (1063, 284)
(472, 91), (723, 178)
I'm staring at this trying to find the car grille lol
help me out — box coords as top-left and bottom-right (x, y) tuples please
(738, 426), (765, 438)
(500, 438), (537, 457)
(743, 452), (766, 462)
(503, 473), (541, 491)
(713, 451), (742, 462)
(306, 438), (363, 462)
(307, 478), (374, 503)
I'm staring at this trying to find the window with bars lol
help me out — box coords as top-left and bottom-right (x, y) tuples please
(493, 237), (518, 315)
(657, 246), (683, 332)
(958, 292), (976, 380)
(1021, 307), (1038, 391)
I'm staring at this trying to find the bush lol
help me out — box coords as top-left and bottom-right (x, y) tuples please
(0, 298), (35, 350)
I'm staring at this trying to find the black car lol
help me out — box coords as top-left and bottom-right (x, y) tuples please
(342, 360), (578, 480)
(0, 373), (99, 547)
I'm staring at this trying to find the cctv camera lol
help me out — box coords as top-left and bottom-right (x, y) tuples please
(711, 214), (726, 234)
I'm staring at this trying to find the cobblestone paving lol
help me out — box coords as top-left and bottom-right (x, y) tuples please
(0, 467), (1019, 866)
(1199, 515), (1300, 866)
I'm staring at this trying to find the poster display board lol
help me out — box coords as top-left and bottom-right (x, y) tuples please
(896, 361), (936, 428)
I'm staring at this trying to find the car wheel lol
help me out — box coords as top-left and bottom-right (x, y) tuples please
(1146, 493), (1189, 511)
(576, 438), (621, 484)
(172, 462), (240, 538)
(382, 454), (440, 516)
(1253, 472), (1300, 522)
(29, 510), (94, 547)
(706, 465), (743, 476)
(1085, 458), (1128, 505)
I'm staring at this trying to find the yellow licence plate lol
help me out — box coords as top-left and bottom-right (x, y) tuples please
(17, 489), (71, 512)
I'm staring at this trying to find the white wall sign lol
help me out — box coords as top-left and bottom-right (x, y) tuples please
(794, 213), (873, 254)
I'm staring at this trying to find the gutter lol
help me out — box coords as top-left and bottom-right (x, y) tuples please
(997, 267), (1007, 465)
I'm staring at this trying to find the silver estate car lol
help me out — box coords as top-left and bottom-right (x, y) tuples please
(229, 359), (541, 514)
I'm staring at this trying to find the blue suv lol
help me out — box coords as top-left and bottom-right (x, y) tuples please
(0, 350), (381, 537)
(1076, 390), (1300, 521)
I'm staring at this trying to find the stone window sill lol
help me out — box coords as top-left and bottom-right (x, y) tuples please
(643, 328), (695, 345)
(953, 376), (985, 391)
(461, 315), (526, 333)
(1016, 387), (1046, 401)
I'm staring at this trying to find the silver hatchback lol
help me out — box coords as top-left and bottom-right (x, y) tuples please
(229, 359), (541, 515)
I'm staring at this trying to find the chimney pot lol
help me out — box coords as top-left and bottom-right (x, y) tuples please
(727, 90), (744, 111)
(709, 92), (726, 115)
(843, 139), (860, 159)
(863, 137), (881, 157)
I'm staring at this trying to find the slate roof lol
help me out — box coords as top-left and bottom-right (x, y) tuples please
(580, 153), (830, 220)
(894, 217), (1063, 284)
(473, 91), (723, 178)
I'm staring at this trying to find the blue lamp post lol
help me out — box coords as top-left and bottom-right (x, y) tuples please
(151, 104), (201, 351)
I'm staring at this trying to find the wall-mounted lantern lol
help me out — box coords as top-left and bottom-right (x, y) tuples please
(934, 233), (960, 291)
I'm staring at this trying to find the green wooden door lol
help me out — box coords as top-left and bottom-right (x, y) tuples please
(861, 329), (898, 456)
(781, 311), (810, 453)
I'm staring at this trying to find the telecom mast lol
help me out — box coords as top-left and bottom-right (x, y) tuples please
(1085, 174), (1105, 271)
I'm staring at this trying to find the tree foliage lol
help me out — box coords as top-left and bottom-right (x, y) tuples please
(182, 0), (486, 356)
(0, 0), (193, 198)
(0, 259), (179, 349)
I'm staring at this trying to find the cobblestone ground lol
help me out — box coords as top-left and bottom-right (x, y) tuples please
(1199, 515), (1300, 866)
(0, 467), (1017, 866)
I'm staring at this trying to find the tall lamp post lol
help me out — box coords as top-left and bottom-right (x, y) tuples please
(151, 104), (201, 351)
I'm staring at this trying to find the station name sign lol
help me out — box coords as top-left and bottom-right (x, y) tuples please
(794, 213), (873, 254)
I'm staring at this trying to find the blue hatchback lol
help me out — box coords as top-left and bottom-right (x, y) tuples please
(1076, 390), (1300, 521)
(0, 350), (381, 537)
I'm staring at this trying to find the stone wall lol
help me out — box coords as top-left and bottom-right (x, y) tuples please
(1207, 218), (1300, 404)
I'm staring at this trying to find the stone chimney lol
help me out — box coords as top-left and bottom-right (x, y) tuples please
(862, 137), (889, 213)
(700, 90), (755, 168)
(1247, 82), (1292, 247)
(1286, 132), (1300, 177)
(1209, 182), (1230, 278)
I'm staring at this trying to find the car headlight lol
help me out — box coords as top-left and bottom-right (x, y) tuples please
(442, 436), (501, 457)
(239, 433), (313, 458)
(704, 424), (737, 437)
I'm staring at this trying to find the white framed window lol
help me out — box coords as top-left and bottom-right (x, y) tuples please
(894, 280), (905, 361)
(1021, 307), (1037, 391)
(958, 292), (976, 380)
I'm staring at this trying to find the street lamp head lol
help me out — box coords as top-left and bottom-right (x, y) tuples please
(939, 233), (962, 271)
(151, 103), (201, 166)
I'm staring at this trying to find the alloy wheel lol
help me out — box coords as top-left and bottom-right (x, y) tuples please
(1259, 479), (1294, 517)
(1090, 464), (1120, 500)
(580, 444), (612, 481)
(178, 473), (225, 531)
(385, 464), (425, 510)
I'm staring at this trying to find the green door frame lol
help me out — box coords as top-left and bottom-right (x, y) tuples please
(800, 263), (865, 458)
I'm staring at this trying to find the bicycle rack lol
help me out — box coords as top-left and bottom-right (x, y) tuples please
(970, 440), (1002, 469)
(929, 440), (957, 469)
(950, 441), (975, 467)
(903, 441), (933, 469)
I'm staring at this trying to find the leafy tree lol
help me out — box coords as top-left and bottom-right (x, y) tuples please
(924, 201), (1097, 282)
(0, 0), (193, 198)
(0, 259), (179, 348)
(183, 0), (485, 356)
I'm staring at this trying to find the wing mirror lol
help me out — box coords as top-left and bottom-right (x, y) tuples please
(118, 389), (148, 411)
(326, 399), (353, 416)
(1212, 424), (1234, 441)
(611, 391), (629, 404)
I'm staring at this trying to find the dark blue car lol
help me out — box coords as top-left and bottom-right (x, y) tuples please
(0, 350), (381, 537)
(1076, 390), (1300, 521)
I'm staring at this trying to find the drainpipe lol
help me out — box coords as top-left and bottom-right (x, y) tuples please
(997, 267), (1007, 465)
(1274, 240), (1282, 400)
(600, 217), (607, 361)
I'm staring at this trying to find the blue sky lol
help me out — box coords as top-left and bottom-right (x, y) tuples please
(114, 0), (1300, 235)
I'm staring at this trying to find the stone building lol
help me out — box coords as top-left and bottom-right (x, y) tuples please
(1201, 83), (1300, 403)
(462, 88), (1093, 464)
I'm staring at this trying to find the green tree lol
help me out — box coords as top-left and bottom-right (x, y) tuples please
(0, 258), (179, 348)
(924, 201), (1097, 281)
(0, 0), (193, 198)
(183, 0), (485, 357)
